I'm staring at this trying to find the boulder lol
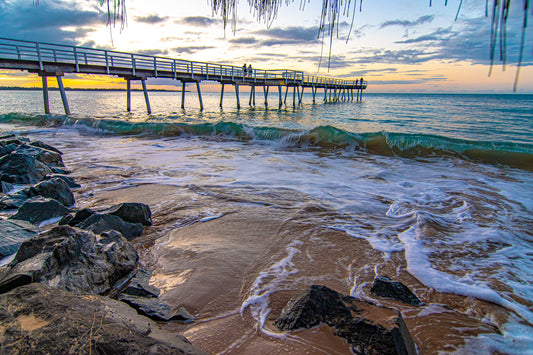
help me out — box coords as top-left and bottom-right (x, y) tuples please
(77, 213), (145, 240)
(24, 177), (75, 207)
(370, 276), (422, 306)
(118, 294), (194, 322)
(13, 144), (64, 167)
(46, 173), (81, 188)
(9, 197), (71, 225)
(0, 283), (207, 354)
(103, 202), (153, 226)
(59, 208), (95, 226)
(0, 153), (53, 185)
(274, 285), (416, 355)
(1, 181), (14, 193)
(0, 219), (37, 258)
(50, 166), (71, 175)
(0, 143), (17, 158)
(121, 268), (160, 298)
(29, 140), (63, 154)
(0, 190), (29, 210)
(0, 225), (138, 295)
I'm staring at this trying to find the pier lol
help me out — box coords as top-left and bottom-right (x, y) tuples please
(0, 38), (368, 114)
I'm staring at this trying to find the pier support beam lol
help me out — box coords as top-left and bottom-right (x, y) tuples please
(284, 86), (289, 104)
(324, 88), (327, 103)
(196, 81), (203, 110)
(141, 79), (151, 114)
(181, 82), (186, 109)
(41, 76), (50, 115)
(278, 86), (283, 108)
(56, 76), (70, 115)
(298, 86), (303, 105)
(126, 80), (131, 112)
(220, 83), (225, 108)
(235, 84), (241, 109)
(312, 86), (316, 103)
(263, 86), (269, 106)
(292, 86), (296, 106)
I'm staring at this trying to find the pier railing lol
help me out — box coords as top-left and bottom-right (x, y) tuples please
(0, 37), (367, 88)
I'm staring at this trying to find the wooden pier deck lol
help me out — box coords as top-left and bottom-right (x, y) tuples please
(0, 37), (368, 114)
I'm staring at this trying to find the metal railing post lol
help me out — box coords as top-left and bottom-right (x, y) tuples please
(36, 43), (43, 71)
(105, 51), (109, 74)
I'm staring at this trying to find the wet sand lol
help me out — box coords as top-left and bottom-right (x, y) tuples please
(76, 181), (513, 354)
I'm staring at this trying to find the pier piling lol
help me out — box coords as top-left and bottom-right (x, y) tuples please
(56, 75), (70, 115)
(141, 79), (151, 114)
(41, 76), (50, 114)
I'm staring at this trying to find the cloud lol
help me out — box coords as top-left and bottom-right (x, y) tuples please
(228, 37), (260, 45)
(380, 15), (434, 29)
(395, 27), (453, 44)
(135, 49), (170, 56)
(0, 0), (105, 45)
(172, 46), (215, 55)
(177, 16), (220, 27)
(134, 14), (169, 24)
(254, 26), (319, 42)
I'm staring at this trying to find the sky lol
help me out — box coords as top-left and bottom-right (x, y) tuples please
(0, 0), (532, 93)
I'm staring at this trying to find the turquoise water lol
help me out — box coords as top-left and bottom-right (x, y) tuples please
(1, 90), (533, 353)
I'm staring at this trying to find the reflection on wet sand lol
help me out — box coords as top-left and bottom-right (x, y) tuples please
(80, 183), (516, 354)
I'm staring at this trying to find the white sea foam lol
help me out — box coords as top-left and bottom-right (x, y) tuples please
(240, 239), (302, 331)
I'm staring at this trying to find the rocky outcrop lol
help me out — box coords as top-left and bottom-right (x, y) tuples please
(275, 285), (416, 355)
(0, 283), (207, 354)
(23, 177), (75, 207)
(103, 202), (153, 226)
(120, 268), (160, 298)
(370, 276), (422, 306)
(0, 225), (138, 295)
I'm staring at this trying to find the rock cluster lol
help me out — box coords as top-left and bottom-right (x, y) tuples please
(0, 134), (203, 354)
(275, 285), (418, 355)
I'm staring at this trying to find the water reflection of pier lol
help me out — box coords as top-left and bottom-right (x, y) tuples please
(0, 37), (368, 114)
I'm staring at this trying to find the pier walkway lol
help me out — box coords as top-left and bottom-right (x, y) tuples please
(0, 37), (367, 114)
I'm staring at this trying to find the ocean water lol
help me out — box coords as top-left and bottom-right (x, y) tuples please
(1, 89), (532, 353)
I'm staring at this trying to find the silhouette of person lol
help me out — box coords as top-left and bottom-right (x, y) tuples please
(248, 64), (253, 77)
(243, 63), (247, 76)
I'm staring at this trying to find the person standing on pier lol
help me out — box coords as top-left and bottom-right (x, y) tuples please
(248, 64), (253, 77)
(243, 63), (247, 77)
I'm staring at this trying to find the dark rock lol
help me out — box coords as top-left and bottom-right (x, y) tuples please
(59, 208), (95, 226)
(0, 225), (138, 295)
(0, 190), (28, 210)
(13, 144), (64, 167)
(0, 143), (17, 158)
(47, 173), (81, 188)
(9, 196), (71, 225)
(370, 276), (422, 306)
(0, 283), (207, 354)
(275, 285), (416, 355)
(0, 153), (53, 184)
(1, 181), (14, 193)
(0, 133), (17, 141)
(50, 166), (71, 174)
(24, 177), (75, 207)
(121, 268), (160, 298)
(77, 213), (145, 240)
(0, 219), (37, 258)
(29, 140), (63, 154)
(103, 202), (153, 226)
(118, 294), (194, 322)
(0, 137), (26, 146)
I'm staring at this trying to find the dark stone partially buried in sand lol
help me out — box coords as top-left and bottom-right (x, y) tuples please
(370, 276), (422, 306)
(121, 268), (160, 298)
(274, 285), (416, 355)
(9, 196), (71, 225)
(118, 294), (195, 323)
(0, 225), (138, 295)
(0, 283), (207, 354)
